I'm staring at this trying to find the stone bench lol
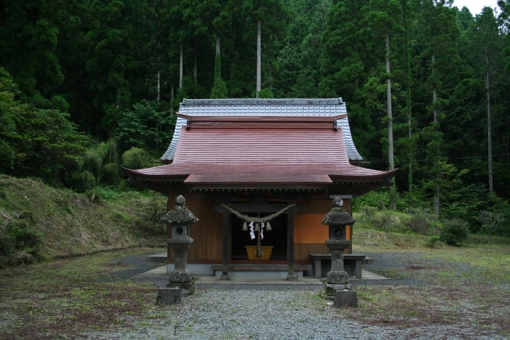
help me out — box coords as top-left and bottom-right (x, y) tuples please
(309, 254), (373, 279)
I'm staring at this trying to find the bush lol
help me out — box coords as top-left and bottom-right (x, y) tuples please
(358, 206), (377, 227)
(83, 148), (104, 180)
(68, 170), (96, 193)
(122, 147), (150, 170)
(425, 235), (442, 248)
(353, 190), (390, 211)
(0, 213), (43, 261)
(439, 218), (469, 246)
(358, 206), (404, 232)
(474, 211), (505, 243)
(404, 208), (439, 235)
(376, 212), (403, 232)
(0, 233), (15, 257)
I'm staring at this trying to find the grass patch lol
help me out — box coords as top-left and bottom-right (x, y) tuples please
(341, 215), (510, 336)
(0, 175), (167, 263)
(0, 248), (165, 339)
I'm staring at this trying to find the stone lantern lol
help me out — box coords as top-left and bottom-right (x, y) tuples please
(161, 195), (198, 295)
(321, 197), (357, 307)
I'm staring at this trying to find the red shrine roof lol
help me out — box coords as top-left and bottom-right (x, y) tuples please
(124, 113), (397, 194)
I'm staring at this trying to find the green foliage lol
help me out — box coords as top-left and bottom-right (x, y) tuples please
(80, 138), (124, 187)
(404, 208), (439, 235)
(358, 206), (405, 232)
(116, 100), (174, 154)
(0, 68), (86, 185)
(67, 170), (96, 193)
(425, 235), (441, 248)
(101, 163), (121, 186)
(353, 189), (391, 211)
(210, 78), (229, 99)
(439, 218), (469, 246)
(257, 88), (274, 98)
(121, 147), (150, 170)
(0, 212), (43, 260)
(474, 211), (506, 243)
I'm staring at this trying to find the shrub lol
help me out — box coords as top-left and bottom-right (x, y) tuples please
(439, 218), (469, 246)
(0, 233), (15, 257)
(358, 207), (404, 232)
(474, 211), (505, 243)
(68, 170), (96, 193)
(83, 148), (104, 180)
(353, 190), (390, 211)
(425, 235), (441, 248)
(377, 212), (403, 232)
(122, 147), (150, 170)
(404, 208), (438, 235)
(1, 213), (43, 261)
(101, 163), (120, 185)
(358, 206), (377, 227)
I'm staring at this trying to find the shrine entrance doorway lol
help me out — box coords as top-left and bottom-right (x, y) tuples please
(231, 213), (288, 261)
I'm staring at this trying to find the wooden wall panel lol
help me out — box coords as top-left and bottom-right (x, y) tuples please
(295, 244), (329, 261)
(294, 214), (328, 244)
(166, 196), (223, 261)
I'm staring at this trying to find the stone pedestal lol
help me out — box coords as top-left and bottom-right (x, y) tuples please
(167, 238), (195, 295)
(335, 287), (358, 308)
(156, 287), (182, 305)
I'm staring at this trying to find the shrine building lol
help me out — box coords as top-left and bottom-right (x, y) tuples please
(123, 98), (397, 279)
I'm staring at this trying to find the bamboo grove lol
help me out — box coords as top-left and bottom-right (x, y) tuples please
(1, 0), (510, 215)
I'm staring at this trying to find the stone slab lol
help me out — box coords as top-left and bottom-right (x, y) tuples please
(134, 266), (386, 283)
(156, 287), (182, 305)
(335, 289), (358, 308)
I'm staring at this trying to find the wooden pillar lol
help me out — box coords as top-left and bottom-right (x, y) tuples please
(221, 212), (230, 280)
(286, 212), (297, 281)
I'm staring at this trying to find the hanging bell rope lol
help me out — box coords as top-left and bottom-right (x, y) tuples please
(221, 203), (296, 223)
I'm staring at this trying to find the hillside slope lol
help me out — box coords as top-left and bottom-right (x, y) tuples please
(0, 175), (167, 261)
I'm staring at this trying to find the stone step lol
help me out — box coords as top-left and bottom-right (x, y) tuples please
(210, 264), (308, 272)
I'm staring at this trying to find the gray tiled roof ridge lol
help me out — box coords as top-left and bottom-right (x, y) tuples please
(182, 97), (344, 107)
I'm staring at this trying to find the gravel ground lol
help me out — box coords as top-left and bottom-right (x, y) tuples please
(84, 252), (507, 340)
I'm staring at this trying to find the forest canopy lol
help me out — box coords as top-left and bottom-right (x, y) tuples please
(0, 0), (509, 216)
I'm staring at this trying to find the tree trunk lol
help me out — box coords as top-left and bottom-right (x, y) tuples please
(179, 44), (183, 89)
(487, 70), (493, 193)
(386, 29), (396, 210)
(170, 83), (174, 114)
(157, 69), (160, 102)
(116, 87), (121, 110)
(403, 0), (413, 208)
(256, 20), (261, 98)
(432, 54), (440, 214)
(194, 40), (198, 84)
(215, 36), (221, 79)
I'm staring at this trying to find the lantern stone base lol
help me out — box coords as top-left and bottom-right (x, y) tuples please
(168, 269), (192, 283)
(156, 287), (182, 305)
(323, 282), (353, 298)
(322, 282), (358, 307)
(327, 270), (349, 284)
(335, 288), (358, 308)
(167, 278), (197, 296)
